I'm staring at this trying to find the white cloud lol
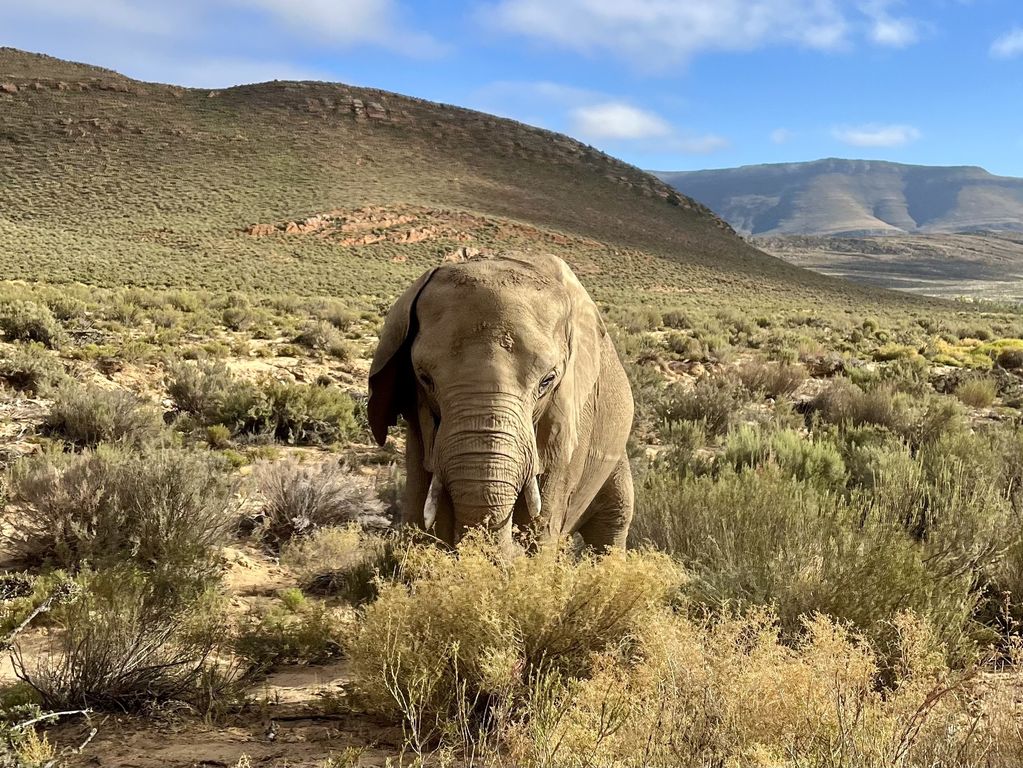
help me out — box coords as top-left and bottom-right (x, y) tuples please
(17, 0), (184, 35)
(235, 0), (443, 55)
(860, 0), (919, 47)
(482, 0), (849, 68)
(482, 0), (933, 67)
(770, 128), (794, 144)
(832, 123), (921, 147)
(571, 102), (672, 140)
(675, 134), (731, 154)
(991, 27), (1023, 59)
(7, 0), (441, 70)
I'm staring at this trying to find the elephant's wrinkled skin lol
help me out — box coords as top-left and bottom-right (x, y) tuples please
(368, 253), (634, 551)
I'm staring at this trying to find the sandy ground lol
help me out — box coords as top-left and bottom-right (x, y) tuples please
(1, 542), (404, 767)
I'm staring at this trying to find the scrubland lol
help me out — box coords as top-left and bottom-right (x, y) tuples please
(2, 279), (1023, 767)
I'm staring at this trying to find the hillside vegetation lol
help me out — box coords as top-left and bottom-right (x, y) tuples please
(657, 158), (1023, 236)
(2, 49), (1023, 766)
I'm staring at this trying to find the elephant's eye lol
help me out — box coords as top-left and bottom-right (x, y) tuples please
(417, 371), (434, 391)
(538, 371), (557, 395)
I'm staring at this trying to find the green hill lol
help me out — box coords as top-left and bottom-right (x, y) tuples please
(0, 47), (930, 317)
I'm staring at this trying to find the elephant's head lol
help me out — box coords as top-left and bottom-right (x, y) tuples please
(367, 254), (605, 548)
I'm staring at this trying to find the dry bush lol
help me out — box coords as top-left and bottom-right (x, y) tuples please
(16, 567), (239, 712)
(6, 445), (233, 584)
(255, 459), (386, 548)
(735, 358), (806, 398)
(44, 382), (166, 448)
(294, 319), (354, 359)
(0, 301), (63, 349)
(347, 537), (681, 734)
(956, 377), (998, 408)
(282, 525), (414, 605)
(0, 343), (66, 394)
(347, 539), (1023, 766)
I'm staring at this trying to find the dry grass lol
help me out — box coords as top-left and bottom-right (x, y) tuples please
(347, 538), (1023, 766)
(254, 459), (386, 548)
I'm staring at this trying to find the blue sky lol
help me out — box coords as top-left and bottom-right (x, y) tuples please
(6, 1), (1023, 175)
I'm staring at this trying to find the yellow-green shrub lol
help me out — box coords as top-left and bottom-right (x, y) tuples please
(346, 537), (683, 728)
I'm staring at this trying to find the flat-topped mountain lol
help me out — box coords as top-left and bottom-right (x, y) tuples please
(656, 159), (1023, 237)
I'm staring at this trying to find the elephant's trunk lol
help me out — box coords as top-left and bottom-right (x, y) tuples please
(430, 394), (538, 545)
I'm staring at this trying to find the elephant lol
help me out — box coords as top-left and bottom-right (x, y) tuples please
(367, 252), (634, 552)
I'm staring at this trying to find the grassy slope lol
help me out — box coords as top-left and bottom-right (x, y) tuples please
(0, 47), (940, 318)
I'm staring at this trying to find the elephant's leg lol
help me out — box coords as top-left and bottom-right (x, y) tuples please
(577, 457), (634, 550)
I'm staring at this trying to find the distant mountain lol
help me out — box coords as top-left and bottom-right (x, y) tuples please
(655, 159), (1023, 236)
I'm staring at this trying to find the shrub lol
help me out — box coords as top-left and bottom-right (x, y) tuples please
(723, 425), (847, 490)
(955, 377), (997, 408)
(657, 375), (742, 437)
(347, 537), (682, 728)
(735, 359), (805, 398)
(295, 320), (354, 359)
(167, 359), (246, 425)
(233, 589), (349, 669)
(255, 459), (385, 548)
(6, 445), (233, 587)
(282, 525), (410, 605)
(811, 380), (909, 434)
(347, 540), (1019, 765)
(0, 343), (66, 394)
(630, 466), (980, 659)
(168, 362), (357, 445)
(205, 423), (233, 449)
(264, 381), (358, 445)
(15, 567), (238, 712)
(0, 301), (62, 348)
(43, 382), (166, 448)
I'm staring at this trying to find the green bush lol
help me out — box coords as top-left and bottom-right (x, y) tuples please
(0, 301), (63, 348)
(168, 361), (357, 445)
(656, 375), (742, 437)
(723, 425), (847, 489)
(811, 380), (910, 434)
(233, 589), (347, 669)
(630, 465), (982, 660)
(295, 319), (354, 359)
(0, 343), (66, 394)
(264, 381), (358, 445)
(955, 377), (997, 408)
(44, 382), (166, 448)
(6, 445), (233, 587)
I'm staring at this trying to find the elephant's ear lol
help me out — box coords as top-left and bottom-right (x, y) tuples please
(368, 267), (439, 446)
(546, 258), (606, 459)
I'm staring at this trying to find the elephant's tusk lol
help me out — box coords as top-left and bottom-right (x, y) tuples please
(524, 475), (542, 520)
(423, 476), (443, 530)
